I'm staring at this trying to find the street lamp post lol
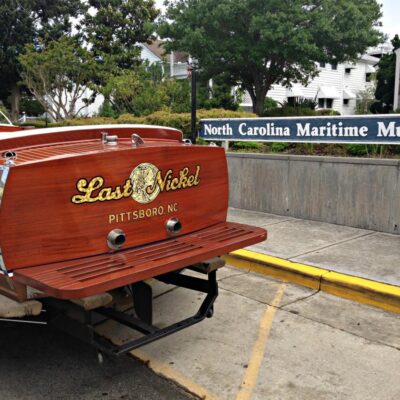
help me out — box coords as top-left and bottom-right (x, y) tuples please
(188, 58), (197, 144)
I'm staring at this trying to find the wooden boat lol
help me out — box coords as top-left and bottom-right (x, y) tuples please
(0, 125), (266, 299)
(0, 111), (21, 133)
(0, 124), (266, 353)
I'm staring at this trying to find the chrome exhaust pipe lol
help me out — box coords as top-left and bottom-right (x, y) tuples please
(166, 218), (182, 236)
(107, 229), (126, 250)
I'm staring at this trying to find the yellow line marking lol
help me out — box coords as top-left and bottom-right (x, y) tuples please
(131, 349), (221, 400)
(224, 249), (400, 314)
(236, 284), (286, 400)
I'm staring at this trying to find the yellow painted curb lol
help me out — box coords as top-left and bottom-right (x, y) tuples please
(223, 249), (400, 314)
(131, 349), (221, 400)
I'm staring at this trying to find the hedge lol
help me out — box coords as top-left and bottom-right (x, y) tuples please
(20, 109), (256, 138)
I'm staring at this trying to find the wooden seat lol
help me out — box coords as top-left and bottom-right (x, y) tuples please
(14, 222), (266, 300)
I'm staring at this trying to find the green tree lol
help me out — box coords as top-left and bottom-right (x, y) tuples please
(19, 37), (97, 121)
(103, 63), (166, 116)
(0, 0), (86, 120)
(159, 0), (383, 115)
(85, 0), (159, 94)
(374, 35), (400, 112)
(197, 74), (242, 111)
(356, 85), (376, 115)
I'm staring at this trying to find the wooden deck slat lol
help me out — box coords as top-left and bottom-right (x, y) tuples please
(13, 222), (267, 299)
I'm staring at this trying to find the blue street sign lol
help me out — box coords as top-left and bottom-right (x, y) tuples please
(199, 115), (400, 144)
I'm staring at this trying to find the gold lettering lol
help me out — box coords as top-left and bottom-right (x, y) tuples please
(71, 177), (104, 204)
(98, 188), (112, 201)
(179, 168), (189, 188)
(170, 177), (179, 190)
(156, 170), (171, 192)
(168, 203), (178, 212)
(123, 180), (133, 197)
(194, 165), (201, 185)
(72, 165), (201, 205)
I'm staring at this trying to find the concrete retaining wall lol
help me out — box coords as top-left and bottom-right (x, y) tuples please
(227, 153), (400, 234)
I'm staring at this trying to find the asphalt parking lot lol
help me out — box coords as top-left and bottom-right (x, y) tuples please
(1, 266), (399, 400)
(0, 322), (194, 400)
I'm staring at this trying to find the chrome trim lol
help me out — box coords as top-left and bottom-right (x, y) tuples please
(183, 139), (192, 146)
(101, 131), (119, 145)
(0, 110), (13, 126)
(2, 150), (17, 163)
(0, 164), (11, 208)
(0, 250), (8, 276)
(131, 133), (144, 147)
(0, 164), (11, 274)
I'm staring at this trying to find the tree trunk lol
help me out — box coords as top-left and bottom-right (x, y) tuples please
(252, 96), (265, 116)
(251, 85), (268, 116)
(10, 84), (21, 123)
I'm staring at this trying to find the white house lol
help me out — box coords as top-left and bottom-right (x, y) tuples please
(140, 40), (189, 79)
(240, 55), (379, 115)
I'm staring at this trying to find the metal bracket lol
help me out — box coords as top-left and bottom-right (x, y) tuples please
(44, 269), (218, 356)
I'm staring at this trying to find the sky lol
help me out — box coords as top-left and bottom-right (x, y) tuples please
(155, 0), (400, 40)
(381, 0), (400, 39)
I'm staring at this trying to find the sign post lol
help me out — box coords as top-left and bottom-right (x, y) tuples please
(199, 115), (400, 145)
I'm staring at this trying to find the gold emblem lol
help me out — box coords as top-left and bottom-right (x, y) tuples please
(130, 163), (160, 204)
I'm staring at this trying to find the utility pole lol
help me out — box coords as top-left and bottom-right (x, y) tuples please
(188, 58), (197, 143)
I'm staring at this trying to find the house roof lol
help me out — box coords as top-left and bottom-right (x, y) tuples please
(317, 86), (341, 99)
(143, 40), (189, 63)
(360, 54), (380, 64)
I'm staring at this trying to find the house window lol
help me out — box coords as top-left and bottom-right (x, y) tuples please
(319, 98), (334, 109)
(319, 62), (326, 68)
(331, 63), (338, 70)
(287, 97), (296, 106)
(343, 99), (350, 106)
(345, 68), (352, 74)
(366, 73), (373, 82)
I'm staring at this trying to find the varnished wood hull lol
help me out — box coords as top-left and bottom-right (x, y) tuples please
(0, 125), (266, 299)
(0, 124), (21, 133)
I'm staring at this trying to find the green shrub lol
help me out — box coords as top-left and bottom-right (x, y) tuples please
(263, 97), (278, 113)
(281, 98), (318, 110)
(264, 107), (317, 117)
(40, 109), (256, 138)
(98, 99), (117, 118)
(20, 96), (45, 116)
(231, 141), (262, 151)
(116, 113), (146, 124)
(271, 142), (290, 152)
(315, 109), (341, 116)
(346, 144), (368, 157)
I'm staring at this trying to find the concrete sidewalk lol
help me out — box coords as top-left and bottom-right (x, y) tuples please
(227, 207), (400, 312)
(99, 268), (400, 400)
